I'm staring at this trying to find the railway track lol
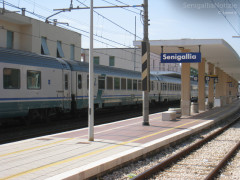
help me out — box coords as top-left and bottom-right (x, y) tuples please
(132, 113), (240, 180)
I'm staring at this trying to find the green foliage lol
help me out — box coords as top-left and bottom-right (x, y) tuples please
(127, 173), (137, 179)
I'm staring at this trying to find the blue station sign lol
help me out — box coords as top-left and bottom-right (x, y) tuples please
(161, 52), (201, 63)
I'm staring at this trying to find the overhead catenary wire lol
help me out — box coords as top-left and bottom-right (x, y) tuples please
(227, 0), (240, 18)
(75, 0), (142, 39)
(0, 6), (143, 66)
(2, 1), (162, 67)
(211, 0), (240, 35)
(12, 0), (147, 58)
(100, 0), (140, 15)
(114, 0), (142, 12)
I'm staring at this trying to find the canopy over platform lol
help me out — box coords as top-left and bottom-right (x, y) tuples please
(134, 39), (240, 81)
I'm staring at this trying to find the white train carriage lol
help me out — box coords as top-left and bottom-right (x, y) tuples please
(159, 75), (182, 102)
(67, 60), (161, 110)
(0, 47), (203, 122)
(0, 48), (71, 120)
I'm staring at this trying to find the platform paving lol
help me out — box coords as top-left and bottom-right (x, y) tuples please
(0, 99), (240, 180)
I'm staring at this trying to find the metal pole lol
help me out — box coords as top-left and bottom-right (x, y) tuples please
(88, 0), (94, 141)
(142, 0), (150, 126)
(134, 16), (136, 71)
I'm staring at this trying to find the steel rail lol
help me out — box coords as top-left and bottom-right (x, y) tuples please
(132, 114), (240, 180)
(205, 140), (240, 180)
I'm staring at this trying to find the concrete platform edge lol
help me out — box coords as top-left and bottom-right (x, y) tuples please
(46, 101), (240, 180)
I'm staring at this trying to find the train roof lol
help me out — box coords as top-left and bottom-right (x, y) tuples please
(67, 60), (159, 81)
(160, 75), (181, 83)
(0, 48), (185, 83)
(0, 48), (71, 70)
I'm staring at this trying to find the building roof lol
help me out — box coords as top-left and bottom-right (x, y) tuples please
(134, 39), (240, 81)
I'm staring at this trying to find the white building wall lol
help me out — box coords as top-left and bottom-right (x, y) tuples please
(83, 48), (181, 73)
(0, 9), (81, 61)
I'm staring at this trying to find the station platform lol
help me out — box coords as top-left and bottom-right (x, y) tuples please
(0, 99), (240, 180)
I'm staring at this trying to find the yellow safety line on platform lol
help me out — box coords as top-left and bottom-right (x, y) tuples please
(0, 117), (151, 158)
(0, 138), (74, 158)
(0, 102), (236, 180)
(1, 120), (199, 180)
(0, 106), (228, 159)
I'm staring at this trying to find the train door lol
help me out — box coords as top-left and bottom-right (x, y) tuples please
(76, 72), (84, 109)
(63, 70), (71, 110)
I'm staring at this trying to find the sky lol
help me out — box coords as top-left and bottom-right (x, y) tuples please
(2, 0), (240, 56)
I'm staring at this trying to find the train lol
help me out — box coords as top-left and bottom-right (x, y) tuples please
(0, 47), (200, 123)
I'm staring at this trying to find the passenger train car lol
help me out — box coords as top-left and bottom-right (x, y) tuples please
(0, 48), (199, 122)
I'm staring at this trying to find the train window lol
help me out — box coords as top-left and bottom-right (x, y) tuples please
(98, 76), (105, 90)
(138, 80), (142, 91)
(64, 74), (68, 90)
(78, 74), (82, 89)
(114, 77), (120, 90)
(163, 83), (167, 91)
(3, 68), (20, 89)
(151, 81), (154, 91)
(127, 79), (132, 90)
(121, 78), (126, 90)
(107, 77), (113, 90)
(27, 70), (41, 89)
(133, 80), (137, 90)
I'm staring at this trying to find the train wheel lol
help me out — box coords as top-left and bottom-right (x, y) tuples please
(26, 109), (41, 125)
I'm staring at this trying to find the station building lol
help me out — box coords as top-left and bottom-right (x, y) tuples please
(0, 8), (82, 61)
(82, 48), (181, 73)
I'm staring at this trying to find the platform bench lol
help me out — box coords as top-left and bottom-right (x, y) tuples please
(161, 111), (176, 121)
(168, 108), (181, 118)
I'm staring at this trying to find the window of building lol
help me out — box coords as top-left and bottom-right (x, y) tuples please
(64, 74), (68, 90)
(121, 78), (126, 90)
(27, 70), (41, 89)
(127, 79), (132, 90)
(7, 30), (14, 49)
(98, 76), (105, 90)
(70, 44), (75, 60)
(133, 80), (137, 90)
(78, 74), (82, 89)
(94, 56), (100, 65)
(107, 77), (113, 90)
(57, 41), (64, 58)
(109, 56), (115, 67)
(41, 37), (49, 55)
(3, 68), (20, 89)
(114, 77), (120, 90)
